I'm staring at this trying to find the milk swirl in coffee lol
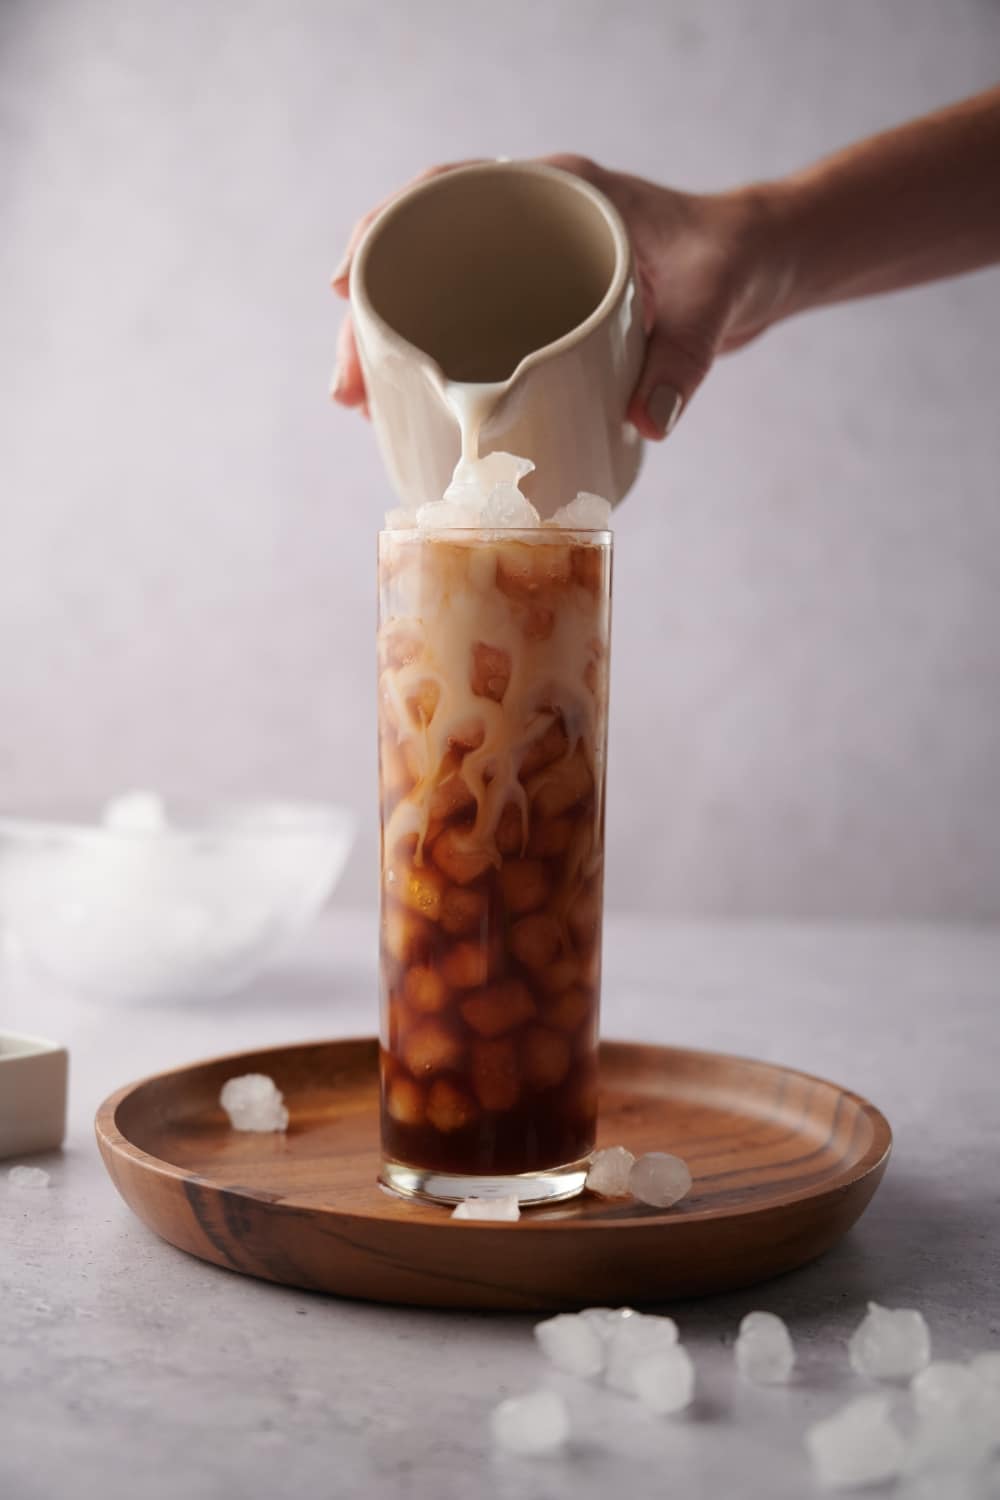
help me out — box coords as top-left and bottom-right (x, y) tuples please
(377, 454), (611, 1189)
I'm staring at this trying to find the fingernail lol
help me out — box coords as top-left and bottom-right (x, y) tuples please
(331, 252), (351, 287)
(647, 385), (682, 437)
(330, 364), (345, 399)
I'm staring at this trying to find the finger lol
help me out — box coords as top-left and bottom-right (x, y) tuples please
(330, 203), (384, 295)
(626, 327), (712, 441)
(635, 262), (657, 336)
(330, 315), (366, 408)
(331, 160), (478, 296)
(537, 153), (603, 185)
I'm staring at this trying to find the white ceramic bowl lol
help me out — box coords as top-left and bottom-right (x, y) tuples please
(0, 1031), (68, 1159)
(0, 800), (356, 1004)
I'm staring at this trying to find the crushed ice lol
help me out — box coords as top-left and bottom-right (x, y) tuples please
(451, 1194), (520, 1221)
(632, 1345), (695, 1414)
(848, 1300), (931, 1380)
(548, 491), (613, 530)
(906, 1360), (998, 1474)
(219, 1073), (289, 1132)
(629, 1152), (692, 1208)
(490, 1389), (569, 1455)
(506, 1299), (1000, 1483)
(386, 451), (611, 534)
(604, 1312), (680, 1394)
(579, 1306), (638, 1340)
(584, 1144), (692, 1206)
(8, 1165), (51, 1189)
(806, 1395), (905, 1490)
(534, 1313), (604, 1377)
(735, 1311), (796, 1385)
(585, 1146), (635, 1198)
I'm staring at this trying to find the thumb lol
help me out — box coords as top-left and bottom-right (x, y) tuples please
(626, 327), (712, 441)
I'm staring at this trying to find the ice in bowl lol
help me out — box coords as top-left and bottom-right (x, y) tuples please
(0, 793), (355, 1002)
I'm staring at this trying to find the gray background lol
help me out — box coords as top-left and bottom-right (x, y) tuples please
(2, 0), (999, 920)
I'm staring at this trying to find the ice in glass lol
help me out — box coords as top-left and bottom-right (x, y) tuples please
(377, 525), (611, 1203)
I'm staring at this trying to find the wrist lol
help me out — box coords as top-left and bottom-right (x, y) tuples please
(717, 178), (807, 344)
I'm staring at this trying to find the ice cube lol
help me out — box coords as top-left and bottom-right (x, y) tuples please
(8, 1165), (51, 1189)
(605, 1313), (680, 1394)
(451, 1194), (520, 1221)
(632, 1344), (695, 1414)
(481, 483), (541, 530)
(430, 451), (539, 533)
(848, 1301), (931, 1380)
(585, 1146), (635, 1199)
(735, 1311), (796, 1385)
(450, 451), (534, 497)
(906, 1360), (998, 1473)
(102, 790), (167, 833)
(911, 1361), (979, 1421)
(548, 492), (613, 531)
(579, 1307), (637, 1341)
(415, 497), (484, 532)
(628, 1152), (692, 1208)
(219, 1073), (289, 1132)
(534, 1314), (604, 1378)
(490, 1389), (569, 1455)
(384, 506), (418, 531)
(805, 1395), (905, 1490)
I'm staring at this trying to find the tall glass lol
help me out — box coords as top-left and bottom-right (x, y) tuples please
(376, 527), (611, 1205)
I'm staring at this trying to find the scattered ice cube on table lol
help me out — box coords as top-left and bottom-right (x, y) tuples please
(628, 1152), (692, 1208)
(735, 1311), (796, 1385)
(8, 1165), (51, 1190)
(534, 1314), (605, 1378)
(911, 1361), (979, 1421)
(585, 1146), (635, 1198)
(219, 1074), (289, 1132)
(906, 1359), (999, 1473)
(605, 1313), (680, 1394)
(848, 1301), (931, 1379)
(451, 1194), (520, 1221)
(579, 1307), (637, 1341)
(547, 492), (613, 531)
(805, 1395), (905, 1491)
(490, 1389), (569, 1455)
(633, 1344), (695, 1414)
(102, 790), (167, 833)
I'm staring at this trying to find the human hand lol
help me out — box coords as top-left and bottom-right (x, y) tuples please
(330, 155), (777, 439)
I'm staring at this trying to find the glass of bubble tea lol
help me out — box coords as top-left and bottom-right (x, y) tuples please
(376, 524), (611, 1205)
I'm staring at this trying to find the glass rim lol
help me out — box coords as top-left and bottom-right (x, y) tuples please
(377, 527), (612, 543)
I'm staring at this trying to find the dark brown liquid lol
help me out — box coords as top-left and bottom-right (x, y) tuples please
(377, 533), (609, 1178)
(379, 809), (601, 1174)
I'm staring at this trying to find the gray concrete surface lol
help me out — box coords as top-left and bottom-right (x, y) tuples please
(2, 912), (999, 1498)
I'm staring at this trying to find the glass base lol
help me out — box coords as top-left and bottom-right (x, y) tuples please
(379, 1155), (591, 1207)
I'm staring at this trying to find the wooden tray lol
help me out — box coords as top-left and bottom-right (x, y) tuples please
(95, 1037), (891, 1311)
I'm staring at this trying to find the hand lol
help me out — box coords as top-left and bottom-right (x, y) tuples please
(330, 155), (777, 439)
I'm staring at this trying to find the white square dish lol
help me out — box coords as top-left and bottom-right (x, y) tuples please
(0, 1032), (68, 1158)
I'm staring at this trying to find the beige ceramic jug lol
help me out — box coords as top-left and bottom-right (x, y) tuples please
(349, 161), (646, 517)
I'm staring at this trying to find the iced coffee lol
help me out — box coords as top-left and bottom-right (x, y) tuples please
(377, 517), (611, 1204)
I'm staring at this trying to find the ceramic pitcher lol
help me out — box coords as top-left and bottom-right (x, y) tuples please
(349, 160), (646, 517)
